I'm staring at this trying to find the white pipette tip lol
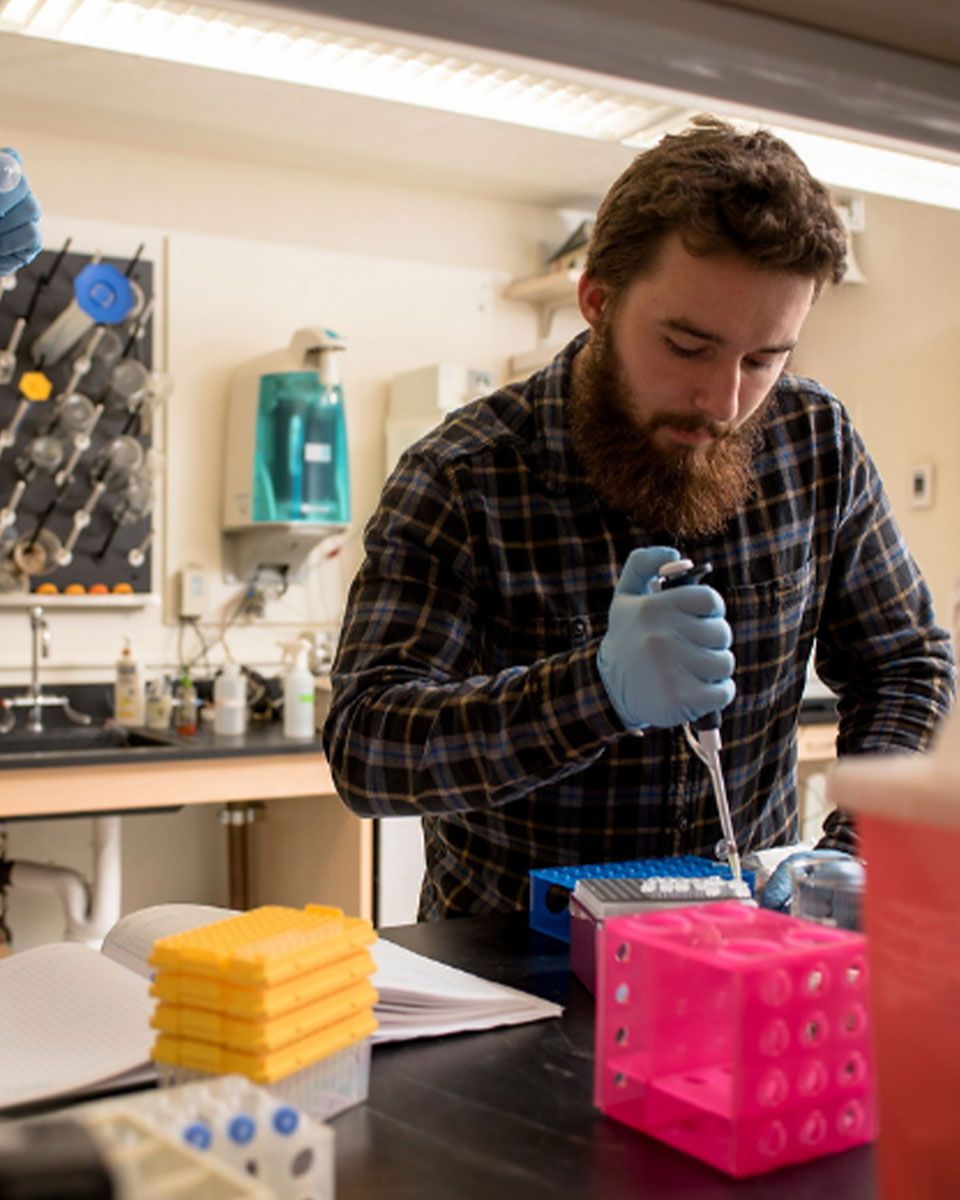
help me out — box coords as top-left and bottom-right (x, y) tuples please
(0, 152), (22, 194)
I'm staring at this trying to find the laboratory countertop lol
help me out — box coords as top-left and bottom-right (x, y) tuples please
(335, 915), (874, 1200)
(0, 715), (327, 771)
(0, 687), (336, 820)
(0, 680), (330, 771)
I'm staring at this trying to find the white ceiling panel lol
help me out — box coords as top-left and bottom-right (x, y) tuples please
(0, 32), (642, 206)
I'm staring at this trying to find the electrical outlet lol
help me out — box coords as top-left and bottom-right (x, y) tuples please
(178, 566), (207, 619)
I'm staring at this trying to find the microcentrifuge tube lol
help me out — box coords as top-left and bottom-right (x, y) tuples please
(0, 152), (22, 194)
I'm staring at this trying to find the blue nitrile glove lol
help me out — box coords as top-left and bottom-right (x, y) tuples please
(597, 545), (736, 731)
(759, 849), (857, 913)
(0, 148), (41, 275)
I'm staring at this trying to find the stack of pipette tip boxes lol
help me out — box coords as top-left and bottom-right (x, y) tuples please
(148, 904), (378, 1120)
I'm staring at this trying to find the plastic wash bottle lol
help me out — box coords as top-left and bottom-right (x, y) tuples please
(214, 660), (247, 737)
(114, 638), (144, 725)
(282, 639), (315, 739)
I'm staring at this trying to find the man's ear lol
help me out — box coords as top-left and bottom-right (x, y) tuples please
(578, 274), (607, 329)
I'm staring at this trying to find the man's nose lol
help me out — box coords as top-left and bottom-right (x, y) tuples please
(694, 361), (740, 425)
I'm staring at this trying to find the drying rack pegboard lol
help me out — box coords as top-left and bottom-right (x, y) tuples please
(0, 240), (161, 608)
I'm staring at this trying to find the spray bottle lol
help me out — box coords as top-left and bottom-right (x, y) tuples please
(280, 639), (315, 739)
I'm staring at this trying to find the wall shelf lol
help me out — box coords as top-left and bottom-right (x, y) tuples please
(0, 594), (160, 610)
(504, 268), (579, 339)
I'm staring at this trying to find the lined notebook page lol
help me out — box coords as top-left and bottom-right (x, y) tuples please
(0, 944), (154, 1109)
(370, 939), (562, 1043)
(102, 904), (234, 978)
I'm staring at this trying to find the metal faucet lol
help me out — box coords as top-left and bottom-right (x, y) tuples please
(27, 605), (50, 732)
(0, 606), (93, 735)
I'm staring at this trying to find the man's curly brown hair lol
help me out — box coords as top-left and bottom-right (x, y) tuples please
(585, 115), (847, 297)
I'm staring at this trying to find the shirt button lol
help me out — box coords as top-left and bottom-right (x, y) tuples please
(570, 617), (588, 644)
(677, 815), (690, 832)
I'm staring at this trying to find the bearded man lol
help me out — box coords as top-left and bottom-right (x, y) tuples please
(323, 116), (955, 919)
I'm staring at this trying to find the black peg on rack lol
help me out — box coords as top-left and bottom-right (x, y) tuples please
(20, 237), (72, 329)
(93, 503), (125, 560)
(124, 243), (145, 279)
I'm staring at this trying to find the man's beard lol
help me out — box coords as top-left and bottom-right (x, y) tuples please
(570, 325), (768, 541)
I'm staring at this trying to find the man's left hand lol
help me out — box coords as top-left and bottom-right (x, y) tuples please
(759, 849), (857, 913)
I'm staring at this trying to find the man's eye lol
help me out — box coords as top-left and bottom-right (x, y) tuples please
(744, 357), (777, 371)
(665, 339), (704, 359)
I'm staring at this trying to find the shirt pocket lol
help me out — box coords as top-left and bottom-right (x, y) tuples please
(722, 557), (816, 715)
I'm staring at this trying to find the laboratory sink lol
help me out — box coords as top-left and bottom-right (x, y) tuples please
(0, 724), (181, 758)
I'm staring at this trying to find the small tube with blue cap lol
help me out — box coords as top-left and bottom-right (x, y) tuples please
(31, 258), (138, 367)
(653, 558), (743, 885)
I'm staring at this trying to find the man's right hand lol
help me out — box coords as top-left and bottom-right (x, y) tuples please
(597, 546), (736, 731)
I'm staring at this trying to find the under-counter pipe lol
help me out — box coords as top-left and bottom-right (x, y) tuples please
(85, 815), (122, 939)
(6, 815), (121, 947)
(8, 859), (89, 932)
(221, 803), (251, 910)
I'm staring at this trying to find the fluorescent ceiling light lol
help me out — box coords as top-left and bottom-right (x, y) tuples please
(625, 119), (960, 213)
(2, 0), (960, 211)
(769, 127), (960, 214)
(0, 0), (684, 142)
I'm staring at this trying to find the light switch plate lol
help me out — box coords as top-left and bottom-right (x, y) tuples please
(909, 462), (934, 509)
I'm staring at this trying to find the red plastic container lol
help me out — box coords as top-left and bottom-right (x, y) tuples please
(832, 751), (960, 1200)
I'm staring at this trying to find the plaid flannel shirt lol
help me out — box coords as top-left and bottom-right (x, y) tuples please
(324, 333), (955, 919)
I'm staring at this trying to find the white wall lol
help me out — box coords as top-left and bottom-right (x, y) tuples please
(794, 194), (960, 627)
(0, 127), (562, 683)
(1, 125), (561, 947)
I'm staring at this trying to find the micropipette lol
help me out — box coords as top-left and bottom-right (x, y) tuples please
(655, 558), (742, 884)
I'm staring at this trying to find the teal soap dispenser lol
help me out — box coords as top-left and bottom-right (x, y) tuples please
(222, 328), (350, 582)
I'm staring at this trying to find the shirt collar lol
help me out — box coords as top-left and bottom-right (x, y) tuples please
(529, 330), (591, 495)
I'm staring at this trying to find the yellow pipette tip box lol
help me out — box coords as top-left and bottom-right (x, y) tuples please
(151, 1009), (378, 1085)
(148, 905), (379, 1109)
(151, 979), (379, 1054)
(148, 904), (375, 987)
(150, 947), (377, 1018)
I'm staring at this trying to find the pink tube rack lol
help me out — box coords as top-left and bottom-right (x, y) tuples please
(594, 901), (875, 1177)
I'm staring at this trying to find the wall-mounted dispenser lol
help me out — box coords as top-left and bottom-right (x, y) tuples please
(222, 327), (349, 584)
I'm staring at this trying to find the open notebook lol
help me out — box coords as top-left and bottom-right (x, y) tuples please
(0, 904), (562, 1111)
